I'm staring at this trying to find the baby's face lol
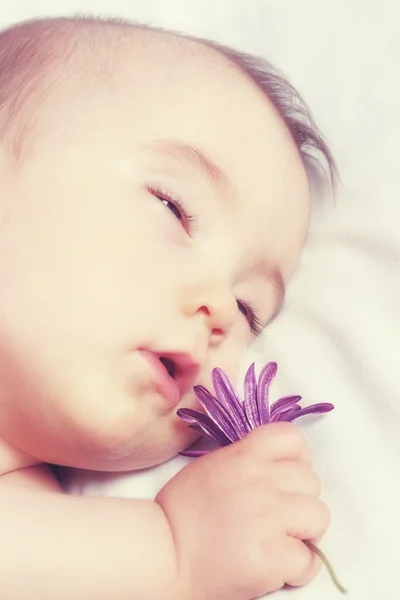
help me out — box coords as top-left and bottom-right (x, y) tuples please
(0, 41), (309, 471)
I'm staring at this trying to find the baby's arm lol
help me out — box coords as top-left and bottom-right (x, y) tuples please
(0, 423), (329, 600)
(0, 465), (181, 599)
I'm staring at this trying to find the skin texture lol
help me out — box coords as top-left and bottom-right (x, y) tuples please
(0, 24), (330, 600)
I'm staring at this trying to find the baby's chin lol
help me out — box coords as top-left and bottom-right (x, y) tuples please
(52, 419), (201, 472)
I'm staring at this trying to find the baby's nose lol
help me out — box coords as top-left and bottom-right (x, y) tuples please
(181, 281), (238, 335)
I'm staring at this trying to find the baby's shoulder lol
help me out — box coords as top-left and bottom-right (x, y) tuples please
(0, 435), (42, 476)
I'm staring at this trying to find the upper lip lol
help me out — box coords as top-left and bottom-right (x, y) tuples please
(158, 352), (201, 385)
(145, 350), (202, 395)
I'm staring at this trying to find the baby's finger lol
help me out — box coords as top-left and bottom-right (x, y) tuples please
(281, 536), (322, 588)
(255, 536), (320, 594)
(283, 495), (331, 541)
(243, 422), (312, 464)
(269, 461), (322, 496)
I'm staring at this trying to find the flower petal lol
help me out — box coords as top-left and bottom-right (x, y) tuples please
(179, 449), (210, 457)
(187, 424), (203, 433)
(212, 368), (250, 438)
(194, 385), (240, 442)
(270, 395), (302, 418)
(256, 362), (278, 424)
(243, 363), (261, 429)
(279, 403), (335, 422)
(274, 405), (302, 422)
(177, 408), (232, 446)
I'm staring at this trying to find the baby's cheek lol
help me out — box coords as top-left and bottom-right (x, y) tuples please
(209, 330), (250, 383)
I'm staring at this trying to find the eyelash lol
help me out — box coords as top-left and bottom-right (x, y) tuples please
(237, 300), (265, 337)
(148, 184), (198, 235)
(148, 183), (265, 337)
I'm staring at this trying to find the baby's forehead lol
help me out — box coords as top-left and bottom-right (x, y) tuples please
(1, 24), (253, 150)
(0, 18), (334, 194)
(50, 32), (302, 191)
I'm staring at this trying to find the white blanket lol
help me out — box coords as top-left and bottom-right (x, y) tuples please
(2, 1), (399, 598)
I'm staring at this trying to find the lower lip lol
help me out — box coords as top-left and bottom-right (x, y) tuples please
(139, 350), (180, 408)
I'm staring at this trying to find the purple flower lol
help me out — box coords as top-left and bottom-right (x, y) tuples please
(177, 362), (346, 594)
(177, 362), (334, 457)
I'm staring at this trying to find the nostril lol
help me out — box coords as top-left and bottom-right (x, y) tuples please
(159, 356), (176, 379)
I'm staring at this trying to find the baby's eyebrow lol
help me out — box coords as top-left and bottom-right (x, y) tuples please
(144, 139), (236, 203)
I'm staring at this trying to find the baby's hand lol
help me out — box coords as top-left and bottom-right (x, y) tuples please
(156, 422), (330, 600)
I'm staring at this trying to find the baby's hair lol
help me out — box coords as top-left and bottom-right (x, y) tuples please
(0, 15), (337, 188)
(200, 40), (338, 191)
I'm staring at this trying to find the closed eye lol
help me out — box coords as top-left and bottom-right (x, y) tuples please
(148, 184), (198, 235)
(237, 300), (265, 337)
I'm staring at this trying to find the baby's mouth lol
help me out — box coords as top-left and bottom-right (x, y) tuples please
(139, 348), (202, 400)
(159, 356), (176, 379)
(157, 354), (205, 400)
(138, 350), (180, 407)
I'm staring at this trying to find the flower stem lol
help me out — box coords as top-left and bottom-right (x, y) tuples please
(304, 540), (347, 594)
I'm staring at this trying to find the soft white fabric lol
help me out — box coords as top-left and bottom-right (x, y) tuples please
(2, 1), (399, 598)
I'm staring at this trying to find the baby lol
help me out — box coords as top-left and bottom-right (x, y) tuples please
(0, 16), (335, 599)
